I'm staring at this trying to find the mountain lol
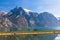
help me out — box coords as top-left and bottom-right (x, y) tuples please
(6, 7), (39, 29)
(37, 12), (58, 27)
(0, 10), (6, 27)
(0, 10), (19, 31)
(0, 7), (59, 30)
(6, 7), (28, 30)
(5, 7), (60, 30)
(0, 10), (10, 31)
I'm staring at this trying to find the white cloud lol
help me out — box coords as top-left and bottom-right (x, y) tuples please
(35, 0), (60, 17)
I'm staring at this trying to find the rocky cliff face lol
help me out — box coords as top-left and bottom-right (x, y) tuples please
(0, 10), (19, 31)
(6, 7), (28, 30)
(0, 10), (11, 31)
(37, 12), (58, 27)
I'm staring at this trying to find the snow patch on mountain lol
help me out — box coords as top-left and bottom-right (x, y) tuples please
(24, 9), (31, 12)
(24, 9), (31, 15)
(0, 10), (7, 15)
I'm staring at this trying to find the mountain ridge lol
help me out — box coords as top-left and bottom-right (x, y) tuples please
(0, 7), (60, 31)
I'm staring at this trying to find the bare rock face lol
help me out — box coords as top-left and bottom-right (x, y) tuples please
(0, 10), (7, 30)
(16, 14), (28, 29)
(6, 7), (28, 30)
(0, 10), (18, 31)
(0, 10), (9, 31)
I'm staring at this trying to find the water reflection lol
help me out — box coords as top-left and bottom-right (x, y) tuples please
(55, 34), (60, 40)
(28, 26), (60, 40)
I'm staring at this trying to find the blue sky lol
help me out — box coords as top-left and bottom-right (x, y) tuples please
(0, 0), (60, 17)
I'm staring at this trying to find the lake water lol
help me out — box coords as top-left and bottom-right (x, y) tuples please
(14, 26), (60, 40)
(28, 26), (60, 40)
